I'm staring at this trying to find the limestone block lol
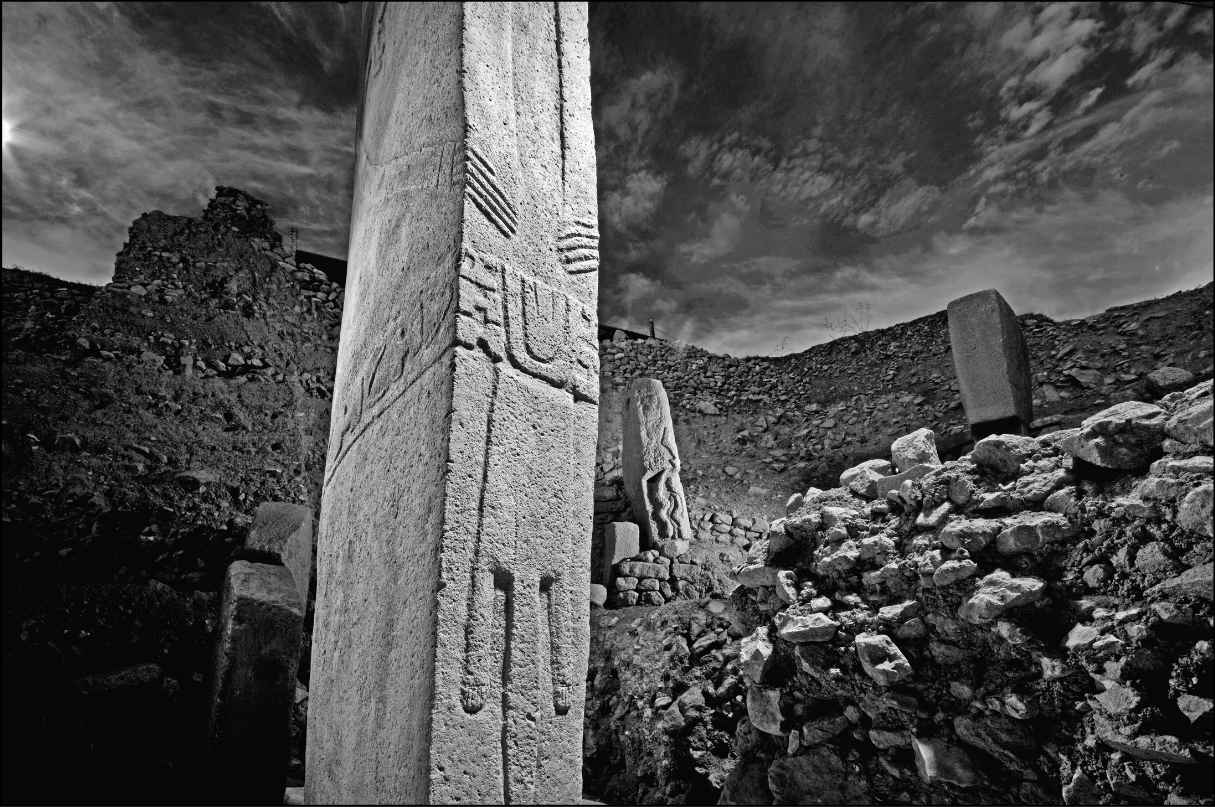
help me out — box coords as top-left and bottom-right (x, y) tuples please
(839, 458), (893, 499)
(208, 561), (304, 804)
(854, 633), (913, 686)
(241, 502), (313, 606)
(1061, 401), (1166, 469)
(774, 611), (839, 643)
(958, 571), (1046, 624)
(307, 4), (599, 804)
(947, 289), (1032, 434)
(890, 428), (940, 472)
(602, 522), (640, 583)
(622, 378), (694, 548)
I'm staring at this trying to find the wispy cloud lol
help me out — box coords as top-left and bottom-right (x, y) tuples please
(2, 2), (360, 282)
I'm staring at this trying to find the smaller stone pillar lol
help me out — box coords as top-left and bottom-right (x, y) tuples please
(947, 289), (1033, 438)
(241, 502), (313, 606)
(602, 521), (641, 583)
(208, 561), (304, 804)
(622, 378), (694, 552)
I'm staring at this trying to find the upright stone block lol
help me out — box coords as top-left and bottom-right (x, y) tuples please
(307, 3), (598, 804)
(242, 502), (313, 607)
(947, 289), (1033, 438)
(602, 521), (640, 583)
(208, 561), (304, 804)
(622, 378), (694, 549)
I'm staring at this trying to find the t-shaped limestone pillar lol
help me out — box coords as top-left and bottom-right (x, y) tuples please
(947, 289), (1033, 438)
(306, 3), (598, 803)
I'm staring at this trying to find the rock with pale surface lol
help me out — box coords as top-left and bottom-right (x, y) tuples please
(891, 428), (941, 472)
(854, 633), (913, 686)
(1061, 401), (1166, 469)
(958, 571), (1046, 624)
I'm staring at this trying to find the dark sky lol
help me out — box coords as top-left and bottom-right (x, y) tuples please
(3, 2), (1212, 355)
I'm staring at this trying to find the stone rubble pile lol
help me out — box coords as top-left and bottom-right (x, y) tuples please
(585, 380), (1213, 805)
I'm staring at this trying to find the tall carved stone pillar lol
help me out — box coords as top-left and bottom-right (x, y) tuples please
(306, 4), (598, 803)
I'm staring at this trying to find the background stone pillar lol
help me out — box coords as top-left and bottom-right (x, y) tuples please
(947, 289), (1033, 438)
(306, 3), (598, 803)
(622, 377), (694, 554)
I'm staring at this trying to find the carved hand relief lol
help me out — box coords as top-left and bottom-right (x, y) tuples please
(457, 247), (599, 403)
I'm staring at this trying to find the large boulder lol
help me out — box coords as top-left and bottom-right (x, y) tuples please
(1162, 381), (1213, 448)
(1061, 401), (1166, 469)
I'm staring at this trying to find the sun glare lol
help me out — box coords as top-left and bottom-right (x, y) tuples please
(2, 119), (11, 146)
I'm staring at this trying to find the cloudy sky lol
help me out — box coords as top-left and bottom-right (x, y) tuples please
(3, 2), (1212, 355)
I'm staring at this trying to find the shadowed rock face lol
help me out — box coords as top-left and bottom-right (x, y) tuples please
(305, 3), (598, 804)
(1, 188), (338, 803)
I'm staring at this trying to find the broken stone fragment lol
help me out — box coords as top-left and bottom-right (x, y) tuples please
(938, 518), (1001, 552)
(868, 728), (908, 750)
(739, 627), (775, 684)
(241, 502), (313, 607)
(877, 600), (922, 625)
(839, 458), (893, 499)
(775, 611), (840, 643)
(911, 736), (979, 787)
(958, 570), (1046, 625)
(1061, 401), (1167, 469)
(1177, 693), (1213, 723)
(589, 584), (607, 607)
(971, 434), (1040, 476)
(767, 747), (869, 804)
(933, 559), (978, 587)
(801, 714), (850, 745)
(874, 463), (935, 500)
(891, 428), (941, 473)
(774, 570), (799, 604)
(915, 501), (953, 530)
(1162, 382), (1213, 447)
(1176, 483), (1213, 538)
(1145, 562), (1213, 601)
(995, 511), (1077, 554)
(854, 633), (913, 686)
(1091, 711), (1200, 763)
(953, 714), (1035, 770)
(745, 686), (783, 735)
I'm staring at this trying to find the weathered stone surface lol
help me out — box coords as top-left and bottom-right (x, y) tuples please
(1146, 562), (1214, 601)
(1146, 366), (1195, 396)
(774, 611), (839, 643)
(933, 559), (978, 587)
(971, 434), (1039, 476)
(1176, 483), (1213, 538)
(617, 560), (669, 580)
(994, 511), (1076, 554)
(1163, 382), (1213, 447)
(938, 518), (1001, 552)
(1061, 401), (1166, 469)
(839, 458), (893, 499)
(874, 463), (935, 500)
(739, 627), (775, 684)
(953, 714), (1036, 770)
(912, 736), (979, 787)
(854, 633), (913, 686)
(947, 289), (1032, 434)
(602, 522), (640, 582)
(209, 561), (304, 804)
(958, 571), (1046, 624)
(890, 428), (940, 472)
(241, 502), (313, 606)
(589, 584), (607, 607)
(746, 686), (784, 735)
(307, 5), (598, 803)
(622, 378), (693, 549)
(767, 747), (869, 804)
